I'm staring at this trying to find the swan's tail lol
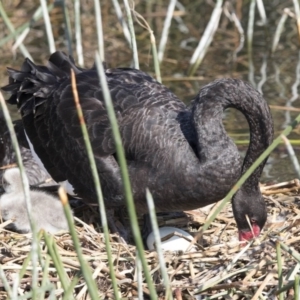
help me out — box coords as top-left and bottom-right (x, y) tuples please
(1, 52), (91, 183)
(2, 51), (87, 112)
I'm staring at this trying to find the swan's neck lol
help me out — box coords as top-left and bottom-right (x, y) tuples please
(192, 101), (237, 163)
(193, 79), (273, 187)
(241, 112), (273, 184)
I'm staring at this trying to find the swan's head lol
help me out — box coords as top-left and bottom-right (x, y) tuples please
(232, 187), (267, 242)
(2, 168), (23, 193)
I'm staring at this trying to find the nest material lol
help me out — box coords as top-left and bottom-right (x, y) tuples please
(0, 179), (300, 299)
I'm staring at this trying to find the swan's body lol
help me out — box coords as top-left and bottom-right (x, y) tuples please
(0, 112), (51, 185)
(2, 51), (274, 240)
(0, 168), (68, 233)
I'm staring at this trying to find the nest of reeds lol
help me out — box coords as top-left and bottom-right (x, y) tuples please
(0, 179), (300, 299)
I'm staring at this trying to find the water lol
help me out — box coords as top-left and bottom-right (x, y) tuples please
(0, 0), (299, 183)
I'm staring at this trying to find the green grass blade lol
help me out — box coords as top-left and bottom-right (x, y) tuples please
(74, 0), (83, 65)
(95, 52), (158, 299)
(247, 0), (256, 86)
(151, 31), (162, 83)
(43, 233), (70, 290)
(0, 1), (33, 59)
(281, 135), (300, 177)
(256, 0), (267, 25)
(272, 11), (288, 53)
(157, 0), (176, 62)
(0, 265), (13, 298)
(39, 0), (56, 53)
(133, 11), (161, 82)
(111, 0), (131, 46)
(0, 91), (41, 299)
(70, 70), (119, 299)
(60, 0), (73, 56)
(293, 0), (300, 42)
(59, 187), (100, 300)
(123, 0), (139, 68)
(0, 3), (54, 48)
(146, 189), (173, 300)
(41, 255), (51, 287)
(295, 275), (299, 300)
(62, 276), (79, 300)
(94, 0), (105, 61)
(279, 240), (300, 263)
(188, 0), (223, 76)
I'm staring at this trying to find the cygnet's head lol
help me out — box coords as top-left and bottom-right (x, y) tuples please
(2, 168), (23, 194)
(0, 168), (69, 234)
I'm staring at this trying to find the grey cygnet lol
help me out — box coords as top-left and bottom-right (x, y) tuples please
(0, 168), (69, 233)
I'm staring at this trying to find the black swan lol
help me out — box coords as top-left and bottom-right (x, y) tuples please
(0, 111), (51, 186)
(0, 167), (69, 233)
(2, 51), (274, 241)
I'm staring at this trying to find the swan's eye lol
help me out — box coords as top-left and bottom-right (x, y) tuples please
(250, 218), (257, 224)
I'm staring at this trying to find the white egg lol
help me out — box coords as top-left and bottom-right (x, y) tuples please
(147, 226), (196, 252)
